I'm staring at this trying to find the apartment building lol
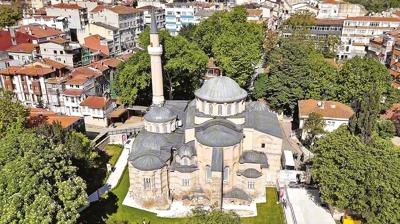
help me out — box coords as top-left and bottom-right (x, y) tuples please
(367, 31), (399, 65)
(22, 15), (69, 32)
(90, 5), (144, 50)
(39, 37), (83, 67)
(6, 43), (39, 65)
(80, 96), (116, 127)
(46, 3), (89, 41)
(138, 6), (165, 30)
(84, 34), (114, 57)
(317, 0), (367, 19)
(0, 64), (59, 107)
(339, 16), (400, 59)
(137, 0), (166, 8)
(165, 2), (198, 35)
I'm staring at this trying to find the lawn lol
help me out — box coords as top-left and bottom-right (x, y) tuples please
(104, 144), (123, 166)
(79, 167), (284, 224)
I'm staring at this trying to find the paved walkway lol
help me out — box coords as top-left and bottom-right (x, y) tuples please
(285, 188), (335, 224)
(88, 145), (130, 203)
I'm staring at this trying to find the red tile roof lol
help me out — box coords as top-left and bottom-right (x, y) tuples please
(346, 16), (400, 22)
(39, 58), (67, 69)
(29, 108), (81, 129)
(18, 25), (65, 38)
(71, 67), (102, 78)
(90, 5), (105, 13)
(107, 5), (143, 15)
(0, 65), (54, 77)
(6, 43), (38, 53)
(65, 76), (90, 85)
(63, 89), (84, 96)
(49, 37), (68, 44)
(298, 99), (354, 119)
(80, 96), (109, 109)
(52, 3), (84, 10)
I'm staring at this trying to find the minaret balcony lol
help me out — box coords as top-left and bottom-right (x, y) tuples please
(148, 45), (163, 56)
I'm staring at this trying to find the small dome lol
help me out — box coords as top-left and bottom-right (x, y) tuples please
(195, 76), (247, 103)
(144, 106), (177, 123)
(248, 101), (270, 112)
(131, 154), (165, 171)
(177, 141), (196, 158)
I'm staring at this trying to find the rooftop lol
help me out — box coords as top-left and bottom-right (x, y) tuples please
(6, 43), (38, 53)
(29, 108), (81, 129)
(80, 96), (110, 109)
(18, 25), (64, 38)
(51, 3), (84, 10)
(346, 16), (400, 22)
(298, 99), (354, 119)
(0, 65), (54, 77)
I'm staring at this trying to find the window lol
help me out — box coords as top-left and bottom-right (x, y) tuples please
(218, 104), (222, 115)
(182, 157), (190, 166)
(54, 50), (57, 54)
(205, 165), (212, 182)
(182, 178), (190, 186)
(208, 103), (213, 114)
(227, 104), (232, 115)
(144, 178), (151, 190)
(223, 166), (229, 182)
(261, 143), (265, 148)
(60, 51), (64, 54)
(248, 181), (255, 189)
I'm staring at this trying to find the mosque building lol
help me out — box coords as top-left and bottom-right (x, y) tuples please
(127, 13), (285, 209)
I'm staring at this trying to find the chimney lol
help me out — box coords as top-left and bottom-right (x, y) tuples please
(317, 101), (324, 109)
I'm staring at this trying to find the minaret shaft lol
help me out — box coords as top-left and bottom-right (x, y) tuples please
(148, 12), (164, 105)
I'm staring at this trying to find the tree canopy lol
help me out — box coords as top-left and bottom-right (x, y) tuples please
(193, 7), (264, 87)
(303, 112), (326, 146)
(312, 126), (400, 224)
(345, 0), (400, 12)
(188, 207), (240, 224)
(114, 28), (207, 105)
(0, 4), (22, 28)
(254, 35), (338, 114)
(0, 90), (28, 136)
(283, 11), (316, 26)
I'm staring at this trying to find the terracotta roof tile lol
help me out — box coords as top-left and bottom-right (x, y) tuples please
(298, 99), (354, 119)
(49, 37), (68, 44)
(63, 89), (84, 96)
(80, 96), (109, 109)
(90, 5), (105, 13)
(40, 58), (67, 69)
(65, 76), (90, 85)
(29, 108), (81, 129)
(0, 65), (54, 76)
(52, 3), (84, 10)
(107, 5), (143, 15)
(346, 16), (400, 22)
(18, 25), (65, 38)
(246, 9), (262, 17)
(6, 43), (38, 53)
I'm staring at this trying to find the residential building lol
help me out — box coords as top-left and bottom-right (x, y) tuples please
(31, 0), (51, 9)
(6, 43), (39, 64)
(246, 9), (263, 23)
(28, 108), (83, 131)
(39, 37), (83, 67)
(138, 6), (165, 29)
(22, 15), (69, 32)
(137, 0), (166, 8)
(339, 16), (400, 59)
(165, 2), (198, 35)
(89, 5), (144, 49)
(367, 31), (399, 65)
(298, 99), (354, 140)
(194, 9), (215, 24)
(0, 25), (66, 51)
(46, 3), (89, 41)
(84, 34), (114, 57)
(80, 96), (116, 127)
(317, 0), (367, 19)
(0, 64), (59, 107)
(87, 22), (121, 55)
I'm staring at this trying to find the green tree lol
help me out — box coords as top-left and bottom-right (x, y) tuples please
(179, 23), (196, 41)
(193, 7), (264, 87)
(114, 28), (207, 105)
(312, 126), (400, 224)
(0, 131), (88, 223)
(303, 112), (325, 146)
(188, 207), (240, 224)
(253, 73), (268, 99)
(262, 36), (338, 114)
(0, 5), (22, 28)
(375, 119), (396, 139)
(345, 0), (399, 12)
(0, 90), (28, 136)
(337, 57), (392, 105)
(283, 11), (316, 26)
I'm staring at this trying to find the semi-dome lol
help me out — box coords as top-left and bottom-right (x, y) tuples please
(144, 106), (177, 123)
(239, 150), (268, 165)
(132, 132), (169, 152)
(241, 168), (262, 179)
(131, 154), (165, 171)
(195, 120), (243, 147)
(195, 76), (247, 103)
(177, 141), (196, 158)
(248, 101), (270, 112)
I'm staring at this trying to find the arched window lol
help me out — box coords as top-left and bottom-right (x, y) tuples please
(182, 157), (190, 166)
(235, 102), (239, 113)
(209, 103), (213, 114)
(202, 100), (206, 112)
(205, 165), (212, 182)
(218, 104), (222, 115)
(155, 125), (160, 133)
(144, 178), (151, 190)
(223, 166), (229, 182)
(227, 104), (232, 115)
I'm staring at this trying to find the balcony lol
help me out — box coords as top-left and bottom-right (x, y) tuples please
(32, 81), (42, 95)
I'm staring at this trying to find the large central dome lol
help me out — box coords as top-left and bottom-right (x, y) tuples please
(195, 76), (247, 103)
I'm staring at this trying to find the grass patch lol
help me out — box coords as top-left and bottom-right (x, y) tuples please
(241, 188), (285, 224)
(104, 144), (123, 166)
(80, 168), (284, 224)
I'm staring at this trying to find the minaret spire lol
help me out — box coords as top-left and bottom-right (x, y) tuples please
(148, 9), (164, 105)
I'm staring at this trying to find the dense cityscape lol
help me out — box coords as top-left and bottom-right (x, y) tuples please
(0, 0), (399, 223)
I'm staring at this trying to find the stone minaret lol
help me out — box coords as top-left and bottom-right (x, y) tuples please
(148, 11), (164, 105)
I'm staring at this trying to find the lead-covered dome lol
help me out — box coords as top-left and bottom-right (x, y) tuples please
(195, 76), (247, 103)
(144, 106), (177, 123)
